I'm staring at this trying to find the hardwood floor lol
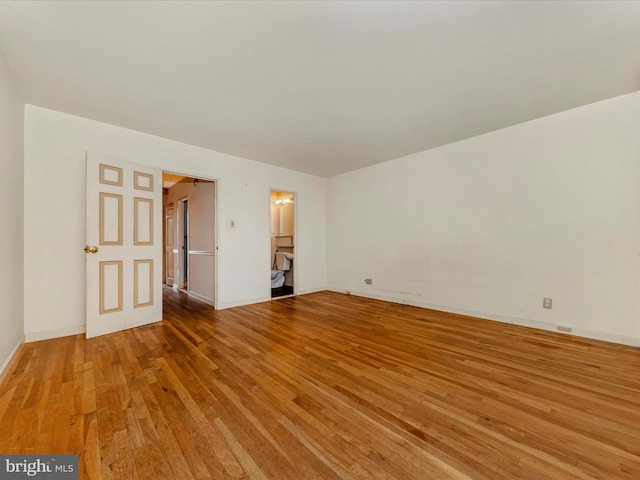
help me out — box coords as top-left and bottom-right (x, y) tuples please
(1, 288), (639, 479)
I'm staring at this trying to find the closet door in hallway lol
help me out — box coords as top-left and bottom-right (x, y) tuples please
(165, 204), (176, 286)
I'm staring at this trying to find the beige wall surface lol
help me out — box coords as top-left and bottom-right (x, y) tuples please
(0, 47), (25, 372)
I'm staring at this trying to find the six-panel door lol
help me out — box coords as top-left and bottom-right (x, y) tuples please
(85, 152), (162, 338)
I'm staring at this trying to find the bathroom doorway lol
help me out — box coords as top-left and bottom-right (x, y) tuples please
(270, 190), (295, 298)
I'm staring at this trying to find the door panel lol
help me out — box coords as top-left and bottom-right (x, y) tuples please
(86, 152), (162, 338)
(165, 205), (175, 286)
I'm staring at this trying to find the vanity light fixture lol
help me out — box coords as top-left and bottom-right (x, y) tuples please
(276, 198), (293, 206)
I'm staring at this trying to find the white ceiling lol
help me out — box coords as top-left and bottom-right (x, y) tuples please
(1, 1), (639, 178)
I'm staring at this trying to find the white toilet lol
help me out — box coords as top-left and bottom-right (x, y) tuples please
(271, 252), (293, 288)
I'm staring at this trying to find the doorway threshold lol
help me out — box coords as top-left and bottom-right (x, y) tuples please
(271, 285), (293, 298)
(271, 294), (296, 301)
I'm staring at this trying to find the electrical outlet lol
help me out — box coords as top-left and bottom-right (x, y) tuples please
(543, 297), (552, 309)
(364, 278), (373, 285)
(557, 325), (572, 333)
(230, 220), (236, 228)
(345, 290), (351, 295)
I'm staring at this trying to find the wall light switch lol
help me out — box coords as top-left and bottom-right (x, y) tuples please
(230, 220), (236, 228)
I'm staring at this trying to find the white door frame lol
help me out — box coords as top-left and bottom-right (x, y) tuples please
(269, 188), (297, 297)
(176, 196), (189, 290)
(164, 202), (176, 286)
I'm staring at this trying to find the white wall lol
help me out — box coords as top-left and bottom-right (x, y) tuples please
(0, 47), (25, 372)
(21, 94), (640, 346)
(24, 106), (326, 340)
(328, 92), (640, 346)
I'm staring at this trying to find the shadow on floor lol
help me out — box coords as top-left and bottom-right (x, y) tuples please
(271, 285), (294, 298)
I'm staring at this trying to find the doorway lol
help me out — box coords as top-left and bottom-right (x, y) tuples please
(270, 190), (295, 298)
(163, 173), (217, 307)
(178, 198), (189, 290)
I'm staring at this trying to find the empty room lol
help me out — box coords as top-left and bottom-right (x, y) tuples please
(0, 1), (639, 479)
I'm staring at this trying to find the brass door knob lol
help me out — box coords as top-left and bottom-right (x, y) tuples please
(84, 245), (99, 254)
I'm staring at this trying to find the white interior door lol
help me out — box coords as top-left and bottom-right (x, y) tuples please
(85, 152), (162, 338)
(165, 204), (176, 286)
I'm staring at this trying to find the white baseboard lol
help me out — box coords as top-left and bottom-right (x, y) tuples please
(0, 337), (25, 386)
(24, 325), (86, 343)
(558, 326), (639, 347)
(294, 287), (328, 296)
(217, 287), (328, 309)
(184, 290), (215, 307)
(218, 296), (272, 310)
(328, 288), (640, 348)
